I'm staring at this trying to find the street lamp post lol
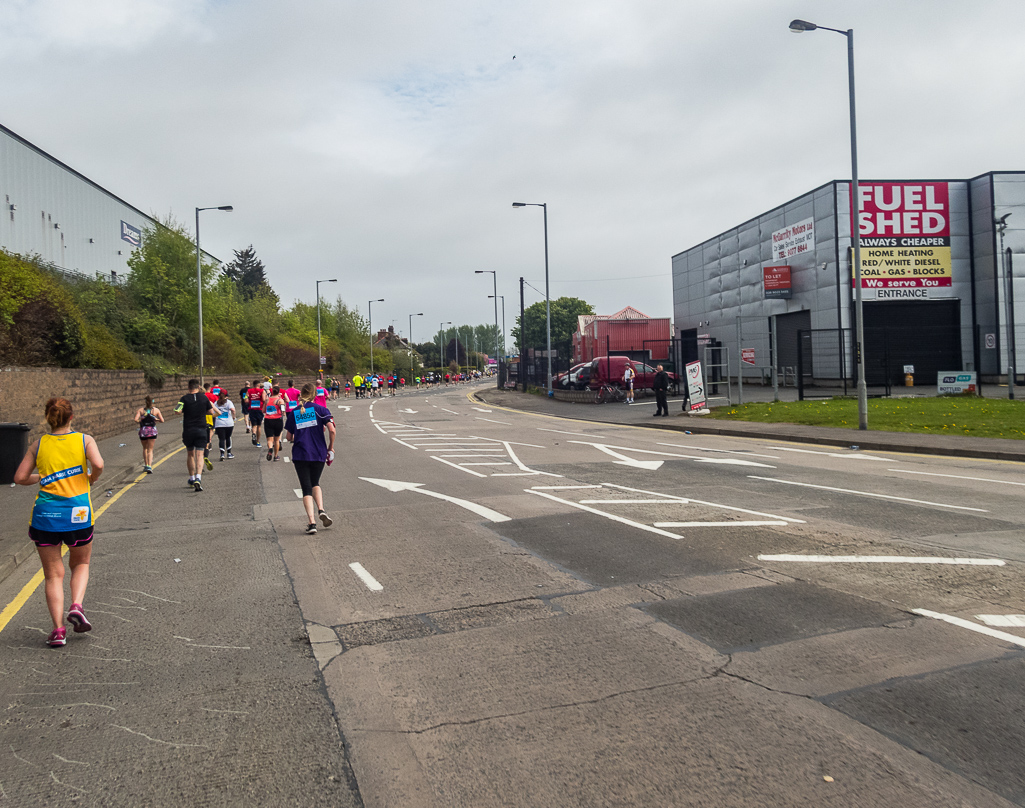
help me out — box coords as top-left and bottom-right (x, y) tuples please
(790, 19), (867, 430)
(996, 214), (1015, 399)
(408, 312), (423, 381)
(476, 270), (499, 374)
(489, 294), (506, 359)
(316, 278), (338, 377)
(195, 204), (232, 384)
(439, 321), (451, 377)
(368, 298), (384, 377)
(512, 202), (552, 393)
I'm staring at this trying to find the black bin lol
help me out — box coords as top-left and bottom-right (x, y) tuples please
(0, 423), (31, 485)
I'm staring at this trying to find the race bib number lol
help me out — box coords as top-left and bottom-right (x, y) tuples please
(293, 407), (318, 430)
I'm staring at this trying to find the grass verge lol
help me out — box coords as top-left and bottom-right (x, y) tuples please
(710, 396), (1025, 440)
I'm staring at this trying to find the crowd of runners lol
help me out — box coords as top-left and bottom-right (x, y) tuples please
(12, 367), (493, 647)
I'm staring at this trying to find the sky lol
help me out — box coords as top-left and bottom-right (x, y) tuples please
(3, 0), (1025, 348)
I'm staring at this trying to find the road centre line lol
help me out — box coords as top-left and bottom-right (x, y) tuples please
(537, 428), (609, 438)
(349, 563), (384, 592)
(657, 443), (780, 460)
(526, 490), (683, 539)
(888, 469), (1025, 487)
(440, 408), (459, 414)
(760, 554), (1005, 565)
(531, 485), (603, 490)
(977, 615), (1025, 627)
(913, 609), (1025, 648)
(432, 457), (487, 476)
(763, 446), (891, 462)
(581, 499), (682, 504)
(476, 417), (513, 425)
(461, 462), (514, 466)
(659, 521), (789, 528)
(601, 483), (806, 523)
(747, 476), (989, 512)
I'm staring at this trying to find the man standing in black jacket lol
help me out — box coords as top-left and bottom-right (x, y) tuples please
(653, 364), (670, 417)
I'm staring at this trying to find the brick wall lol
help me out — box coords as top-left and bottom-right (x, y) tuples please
(0, 369), (319, 442)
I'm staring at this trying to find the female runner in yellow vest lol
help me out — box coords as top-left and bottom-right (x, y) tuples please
(14, 398), (104, 647)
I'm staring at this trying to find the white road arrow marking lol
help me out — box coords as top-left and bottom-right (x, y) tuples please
(336, 405), (351, 412)
(359, 477), (511, 522)
(569, 441), (773, 469)
(400, 408), (418, 413)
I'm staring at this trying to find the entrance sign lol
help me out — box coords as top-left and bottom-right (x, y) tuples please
(854, 182), (953, 300)
(685, 360), (707, 412)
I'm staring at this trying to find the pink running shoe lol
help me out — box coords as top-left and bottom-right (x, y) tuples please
(67, 604), (92, 633)
(47, 627), (67, 647)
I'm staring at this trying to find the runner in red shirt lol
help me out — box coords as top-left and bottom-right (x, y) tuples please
(247, 382), (266, 447)
(263, 386), (287, 461)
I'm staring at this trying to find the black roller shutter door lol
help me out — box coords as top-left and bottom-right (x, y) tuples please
(863, 300), (961, 386)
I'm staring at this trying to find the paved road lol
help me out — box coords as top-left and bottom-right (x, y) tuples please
(3, 381), (1025, 806)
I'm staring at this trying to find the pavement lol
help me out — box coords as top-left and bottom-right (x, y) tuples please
(2, 384), (1022, 589)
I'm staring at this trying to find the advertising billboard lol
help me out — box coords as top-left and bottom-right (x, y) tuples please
(853, 182), (952, 300)
(771, 218), (814, 261)
(763, 265), (792, 299)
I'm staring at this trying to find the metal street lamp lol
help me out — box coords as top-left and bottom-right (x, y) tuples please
(408, 312), (423, 381)
(368, 298), (384, 376)
(996, 214), (1015, 399)
(316, 278), (337, 376)
(789, 19), (868, 430)
(476, 270), (499, 375)
(512, 202), (552, 393)
(489, 294), (506, 360)
(439, 321), (451, 377)
(195, 204), (232, 384)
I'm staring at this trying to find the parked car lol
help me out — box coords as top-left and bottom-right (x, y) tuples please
(554, 362), (592, 390)
(588, 356), (677, 390)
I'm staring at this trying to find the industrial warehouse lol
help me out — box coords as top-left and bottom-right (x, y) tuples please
(671, 173), (1024, 391)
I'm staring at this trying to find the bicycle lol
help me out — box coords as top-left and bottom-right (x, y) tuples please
(594, 383), (626, 404)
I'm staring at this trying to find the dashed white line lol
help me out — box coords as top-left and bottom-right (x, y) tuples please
(977, 615), (1025, 627)
(913, 609), (1025, 648)
(531, 485), (603, 490)
(349, 563), (383, 591)
(888, 469), (1025, 487)
(476, 417), (513, 425)
(660, 521), (789, 527)
(747, 476), (989, 512)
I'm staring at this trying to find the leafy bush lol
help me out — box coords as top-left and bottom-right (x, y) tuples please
(80, 323), (140, 369)
(272, 336), (318, 373)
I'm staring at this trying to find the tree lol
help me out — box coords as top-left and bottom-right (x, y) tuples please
(222, 245), (276, 303)
(513, 296), (594, 358)
(126, 216), (204, 333)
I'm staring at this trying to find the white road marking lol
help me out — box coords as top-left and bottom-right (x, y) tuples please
(747, 476), (989, 512)
(538, 428), (610, 438)
(360, 477), (511, 521)
(440, 407), (459, 414)
(659, 521), (789, 527)
(526, 490), (682, 539)
(888, 469), (1025, 487)
(569, 441), (773, 468)
(913, 609), (1025, 648)
(472, 407), (493, 412)
(500, 440), (562, 477)
(764, 446), (891, 462)
(476, 417), (513, 424)
(349, 563), (383, 592)
(759, 554), (1005, 565)
(601, 483), (806, 523)
(657, 443), (780, 460)
(400, 408), (418, 413)
(293, 489), (303, 499)
(336, 405), (351, 412)
(461, 462), (514, 466)
(581, 499), (682, 505)
(531, 485), (603, 490)
(977, 615), (1025, 627)
(431, 457), (488, 476)
(437, 454), (507, 458)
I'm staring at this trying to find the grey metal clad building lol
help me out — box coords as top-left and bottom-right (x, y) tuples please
(1, 123), (171, 280)
(671, 172), (1024, 387)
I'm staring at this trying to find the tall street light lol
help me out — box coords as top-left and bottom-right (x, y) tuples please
(195, 204), (232, 385)
(512, 202), (552, 393)
(316, 278), (337, 377)
(996, 213), (1015, 399)
(368, 298), (384, 377)
(475, 270), (499, 373)
(408, 312), (423, 380)
(790, 19), (867, 430)
(439, 321), (451, 375)
(489, 294), (506, 359)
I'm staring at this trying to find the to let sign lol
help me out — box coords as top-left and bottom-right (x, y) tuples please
(763, 266), (792, 299)
(742, 348), (755, 366)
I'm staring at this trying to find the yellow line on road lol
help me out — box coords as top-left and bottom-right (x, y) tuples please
(0, 444), (186, 634)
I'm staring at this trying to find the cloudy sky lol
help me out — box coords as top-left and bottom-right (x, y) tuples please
(3, 0), (1024, 345)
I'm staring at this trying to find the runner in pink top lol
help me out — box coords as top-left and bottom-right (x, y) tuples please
(283, 379), (302, 414)
(314, 381), (329, 408)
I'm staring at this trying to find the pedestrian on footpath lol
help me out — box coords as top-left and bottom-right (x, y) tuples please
(623, 363), (636, 404)
(284, 382), (336, 535)
(133, 395), (164, 473)
(653, 364), (670, 416)
(14, 397), (104, 647)
(177, 379), (220, 492)
(213, 389), (236, 460)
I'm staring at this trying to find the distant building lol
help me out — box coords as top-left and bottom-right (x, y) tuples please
(573, 306), (671, 364)
(373, 326), (409, 350)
